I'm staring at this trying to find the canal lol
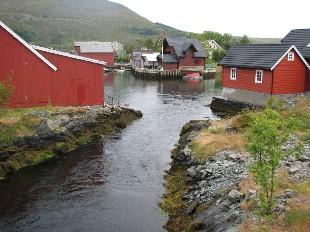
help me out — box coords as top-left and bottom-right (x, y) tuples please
(0, 72), (222, 232)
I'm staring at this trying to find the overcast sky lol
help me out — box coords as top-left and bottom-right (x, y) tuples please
(112, 0), (310, 38)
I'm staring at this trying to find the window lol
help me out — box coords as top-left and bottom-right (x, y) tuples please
(288, 52), (294, 61)
(255, 70), (263, 83)
(230, 68), (237, 80)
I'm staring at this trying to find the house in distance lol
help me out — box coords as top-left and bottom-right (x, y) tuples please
(157, 37), (206, 73)
(0, 21), (105, 108)
(220, 29), (310, 105)
(74, 41), (115, 67)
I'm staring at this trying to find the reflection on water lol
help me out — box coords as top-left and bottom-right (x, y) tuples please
(0, 72), (222, 232)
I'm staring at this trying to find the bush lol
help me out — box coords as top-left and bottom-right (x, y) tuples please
(0, 79), (12, 108)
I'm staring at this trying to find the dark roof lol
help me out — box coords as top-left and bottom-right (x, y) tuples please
(157, 54), (178, 63)
(282, 29), (310, 58)
(165, 37), (206, 58)
(220, 44), (292, 69)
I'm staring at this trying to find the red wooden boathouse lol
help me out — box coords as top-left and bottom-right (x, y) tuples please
(0, 21), (105, 108)
(74, 42), (115, 67)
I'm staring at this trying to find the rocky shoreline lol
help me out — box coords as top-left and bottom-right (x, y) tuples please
(0, 105), (142, 180)
(163, 120), (310, 232)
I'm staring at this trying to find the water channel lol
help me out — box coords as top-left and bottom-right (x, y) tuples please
(0, 72), (222, 232)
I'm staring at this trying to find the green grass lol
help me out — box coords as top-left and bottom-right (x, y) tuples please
(286, 210), (310, 231)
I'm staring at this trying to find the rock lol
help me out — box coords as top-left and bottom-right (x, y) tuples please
(228, 189), (243, 201)
(285, 189), (297, 198)
(247, 189), (257, 199)
(185, 200), (199, 215)
(228, 153), (242, 161)
(195, 165), (203, 173)
(187, 166), (197, 178)
(298, 155), (309, 162)
(289, 166), (300, 174)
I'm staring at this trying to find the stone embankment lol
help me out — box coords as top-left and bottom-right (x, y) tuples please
(0, 105), (142, 180)
(164, 120), (310, 232)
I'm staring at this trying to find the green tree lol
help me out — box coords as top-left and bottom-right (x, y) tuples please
(239, 35), (250, 45)
(212, 49), (226, 62)
(245, 109), (294, 215)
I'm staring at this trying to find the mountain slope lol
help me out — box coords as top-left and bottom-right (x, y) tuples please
(0, 0), (187, 48)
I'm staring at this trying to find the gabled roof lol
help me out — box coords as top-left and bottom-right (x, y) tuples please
(74, 41), (114, 53)
(282, 29), (310, 58)
(157, 54), (178, 63)
(220, 44), (310, 70)
(142, 52), (160, 62)
(0, 21), (57, 71)
(33, 46), (106, 66)
(165, 37), (206, 58)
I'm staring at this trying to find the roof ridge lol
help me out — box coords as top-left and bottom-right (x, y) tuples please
(33, 45), (106, 66)
(0, 21), (57, 71)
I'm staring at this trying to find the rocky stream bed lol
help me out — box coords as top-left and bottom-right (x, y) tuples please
(163, 120), (310, 232)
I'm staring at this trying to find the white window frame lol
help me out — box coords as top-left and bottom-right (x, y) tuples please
(255, 70), (263, 84)
(288, 52), (294, 61)
(230, 67), (237, 80)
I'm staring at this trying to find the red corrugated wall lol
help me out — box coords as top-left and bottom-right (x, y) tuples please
(78, 52), (114, 67)
(0, 26), (54, 108)
(222, 66), (273, 93)
(37, 50), (104, 106)
(163, 63), (178, 70)
(272, 49), (307, 94)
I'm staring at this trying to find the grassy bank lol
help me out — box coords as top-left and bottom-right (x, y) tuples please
(0, 106), (142, 180)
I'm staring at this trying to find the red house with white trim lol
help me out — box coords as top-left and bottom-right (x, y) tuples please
(74, 41), (115, 67)
(0, 21), (105, 108)
(220, 44), (310, 95)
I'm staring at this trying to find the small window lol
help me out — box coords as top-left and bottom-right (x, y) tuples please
(230, 68), (237, 80)
(255, 70), (263, 83)
(288, 52), (294, 61)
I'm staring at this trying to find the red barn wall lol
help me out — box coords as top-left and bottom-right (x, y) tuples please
(78, 52), (114, 67)
(38, 50), (104, 106)
(179, 49), (205, 67)
(222, 66), (273, 94)
(272, 50), (307, 94)
(0, 27), (54, 108)
(307, 58), (310, 91)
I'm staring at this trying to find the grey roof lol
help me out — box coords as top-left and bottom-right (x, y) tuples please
(74, 41), (114, 53)
(282, 29), (310, 58)
(165, 37), (206, 58)
(220, 44), (292, 69)
(157, 54), (178, 63)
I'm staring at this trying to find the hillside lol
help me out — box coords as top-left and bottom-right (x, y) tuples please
(0, 0), (187, 48)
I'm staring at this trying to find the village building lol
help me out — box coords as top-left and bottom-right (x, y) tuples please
(130, 49), (158, 68)
(74, 41), (115, 67)
(157, 37), (206, 72)
(0, 21), (105, 108)
(220, 30), (310, 105)
(207, 40), (222, 50)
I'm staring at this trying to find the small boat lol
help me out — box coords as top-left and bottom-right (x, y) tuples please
(115, 67), (126, 73)
(183, 72), (203, 81)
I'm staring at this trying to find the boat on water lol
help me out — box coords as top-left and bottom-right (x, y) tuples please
(115, 67), (127, 73)
(183, 72), (203, 81)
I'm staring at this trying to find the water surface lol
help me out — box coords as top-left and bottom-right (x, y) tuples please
(0, 72), (222, 232)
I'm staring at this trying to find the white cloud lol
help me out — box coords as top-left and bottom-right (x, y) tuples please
(111, 0), (310, 38)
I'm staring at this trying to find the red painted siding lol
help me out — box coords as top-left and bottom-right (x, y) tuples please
(222, 66), (273, 94)
(77, 52), (114, 67)
(38, 51), (104, 106)
(179, 49), (205, 67)
(0, 26), (54, 108)
(273, 49), (307, 94)
(163, 63), (178, 70)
